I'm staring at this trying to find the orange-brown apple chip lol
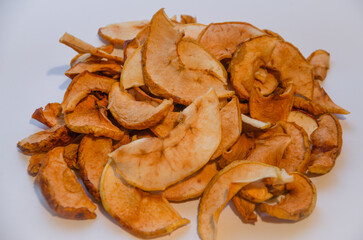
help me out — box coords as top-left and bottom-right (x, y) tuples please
(143, 9), (233, 105)
(198, 161), (292, 240)
(108, 83), (173, 130)
(28, 153), (47, 176)
(100, 161), (189, 238)
(110, 88), (221, 191)
(78, 135), (113, 200)
(62, 71), (117, 113)
(65, 95), (124, 140)
(239, 180), (273, 203)
(198, 22), (265, 60)
(307, 49), (330, 80)
(65, 60), (122, 79)
(308, 114), (342, 174)
(259, 172), (316, 221)
(175, 23), (206, 40)
(287, 110), (318, 138)
(163, 161), (218, 202)
(150, 110), (180, 138)
(37, 147), (97, 219)
(232, 194), (257, 223)
(32, 103), (63, 127)
(180, 14), (197, 24)
(124, 25), (149, 60)
(121, 46), (144, 90)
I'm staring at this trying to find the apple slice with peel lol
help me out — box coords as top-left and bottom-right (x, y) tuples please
(121, 46), (144, 89)
(241, 113), (271, 130)
(100, 161), (189, 238)
(287, 110), (318, 138)
(198, 161), (292, 240)
(110, 88), (221, 191)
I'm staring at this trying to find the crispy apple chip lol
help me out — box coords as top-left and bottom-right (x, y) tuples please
(241, 114), (271, 131)
(239, 180), (273, 203)
(65, 95), (124, 140)
(78, 135), (113, 200)
(32, 103), (63, 127)
(65, 60), (122, 79)
(232, 195), (257, 223)
(198, 22), (265, 60)
(108, 83), (173, 130)
(259, 172), (316, 221)
(100, 161), (189, 238)
(150, 110), (180, 138)
(308, 114), (342, 174)
(110, 89), (221, 191)
(28, 153), (47, 176)
(307, 49), (330, 80)
(121, 46), (144, 89)
(176, 23), (206, 40)
(198, 161), (292, 240)
(143, 9), (233, 105)
(37, 147), (97, 219)
(287, 110), (318, 138)
(124, 25), (149, 60)
(62, 71), (117, 113)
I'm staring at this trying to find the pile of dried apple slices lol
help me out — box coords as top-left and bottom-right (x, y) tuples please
(18, 8), (349, 240)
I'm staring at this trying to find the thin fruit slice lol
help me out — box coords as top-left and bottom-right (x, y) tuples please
(198, 22), (265, 60)
(307, 49), (330, 80)
(65, 95), (124, 140)
(121, 46), (144, 89)
(150, 111), (180, 138)
(287, 110), (318, 138)
(239, 180), (273, 203)
(108, 83), (173, 130)
(175, 23), (206, 40)
(78, 135), (113, 200)
(98, 20), (149, 45)
(32, 103), (63, 127)
(100, 161), (189, 238)
(241, 114), (271, 131)
(259, 172), (316, 221)
(37, 147), (97, 219)
(110, 88), (221, 191)
(198, 161), (292, 240)
(143, 9), (233, 105)
(163, 161), (218, 202)
(62, 71), (117, 113)
(65, 60), (122, 79)
(124, 26), (149, 60)
(232, 195), (257, 223)
(28, 153), (47, 176)
(180, 14), (197, 24)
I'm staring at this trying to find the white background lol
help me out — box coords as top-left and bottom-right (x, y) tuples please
(1, 0), (363, 239)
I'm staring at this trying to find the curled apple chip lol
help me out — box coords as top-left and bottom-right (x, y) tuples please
(124, 25), (149, 60)
(70, 44), (114, 67)
(110, 88), (221, 191)
(78, 135), (113, 200)
(241, 114), (271, 131)
(62, 71), (117, 113)
(65, 60), (122, 79)
(180, 14), (196, 24)
(143, 9), (233, 105)
(37, 147), (97, 219)
(28, 153), (47, 176)
(287, 110), (318, 138)
(259, 172), (316, 221)
(198, 161), (292, 240)
(308, 114), (342, 174)
(32, 103), (63, 127)
(263, 29), (284, 40)
(198, 22), (265, 60)
(307, 49), (330, 80)
(239, 180), (273, 203)
(65, 95), (124, 140)
(230, 35), (313, 100)
(100, 161), (189, 238)
(176, 23), (206, 40)
(163, 161), (218, 202)
(232, 195), (257, 223)
(98, 20), (149, 45)
(121, 46), (144, 90)
(150, 110), (180, 138)
(108, 83), (173, 130)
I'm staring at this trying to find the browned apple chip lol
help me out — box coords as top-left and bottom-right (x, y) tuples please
(32, 102), (63, 127)
(287, 110), (318, 138)
(65, 60), (122, 79)
(112, 132), (131, 150)
(108, 83), (173, 130)
(180, 14), (197, 24)
(150, 110), (180, 138)
(124, 25), (149, 60)
(78, 135), (113, 200)
(63, 141), (81, 170)
(307, 49), (330, 80)
(100, 161), (189, 238)
(232, 194), (257, 223)
(70, 44), (114, 67)
(308, 114), (342, 174)
(259, 172), (317, 221)
(263, 29), (284, 40)
(176, 23), (206, 40)
(127, 87), (163, 106)
(28, 153), (47, 176)
(37, 147), (97, 219)
(239, 102), (249, 114)
(121, 46), (144, 90)
(65, 95), (124, 140)
(239, 180), (273, 203)
(198, 22), (265, 60)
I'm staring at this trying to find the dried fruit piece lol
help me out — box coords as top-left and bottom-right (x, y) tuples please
(37, 147), (97, 219)
(308, 114), (342, 174)
(239, 180), (273, 203)
(259, 172), (316, 221)
(263, 29), (284, 40)
(78, 135), (113, 200)
(65, 60), (122, 79)
(232, 195), (257, 223)
(180, 14), (196, 24)
(121, 46), (144, 89)
(287, 110), (318, 138)
(63, 141), (80, 169)
(254, 68), (279, 96)
(150, 110), (180, 138)
(32, 103), (63, 127)
(198, 161), (292, 240)
(307, 49), (330, 80)
(108, 83), (173, 130)
(241, 114), (271, 131)
(28, 153), (47, 176)
(124, 25), (149, 60)
(100, 161), (189, 238)
(176, 23), (206, 40)
(110, 89), (221, 191)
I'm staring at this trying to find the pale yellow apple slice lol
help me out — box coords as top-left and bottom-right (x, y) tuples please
(198, 161), (292, 240)
(241, 113), (271, 130)
(98, 20), (149, 45)
(108, 83), (173, 130)
(143, 9), (233, 105)
(287, 110), (318, 138)
(110, 88), (221, 191)
(61, 71), (117, 113)
(100, 161), (189, 238)
(121, 46), (144, 89)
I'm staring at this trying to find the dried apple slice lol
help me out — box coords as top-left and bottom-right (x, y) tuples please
(62, 71), (117, 113)
(32, 103), (63, 127)
(78, 135), (113, 200)
(198, 22), (265, 60)
(65, 60), (122, 79)
(124, 26), (149, 60)
(143, 9), (233, 105)
(241, 114), (271, 131)
(110, 88), (221, 191)
(150, 110), (180, 138)
(108, 83), (173, 130)
(98, 20), (149, 45)
(28, 153), (47, 176)
(308, 114), (342, 174)
(307, 49), (330, 80)
(254, 68), (279, 96)
(211, 96), (242, 159)
(37, 147), (97, 219)
(198, 161), (292, 240)
(263, 29), (284, 40)
(287, 110), (318, 138)
(259, 172), (316, 221)
(65, 95), (124, 140)
(163, 161), (218, 202)
(232, 195), (257, 223)
(180, 14), (196, 24)
(239, 180), (273, 203)
(121, 46), (144, 89)
(176, 23), (206, 40)
(100, 161), (189, 238)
